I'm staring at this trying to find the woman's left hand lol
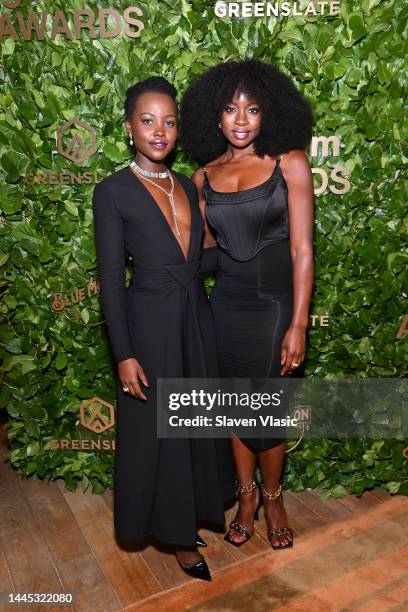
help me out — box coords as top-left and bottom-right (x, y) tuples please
(280, 325), (306, 376)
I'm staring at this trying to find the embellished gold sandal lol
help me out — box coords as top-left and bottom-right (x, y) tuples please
(224, 480), (260, 547)
(261, 483), (294, 550)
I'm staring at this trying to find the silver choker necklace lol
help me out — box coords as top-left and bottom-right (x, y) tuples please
(129, 162), (180, 236)
(130, 160), (170, 179)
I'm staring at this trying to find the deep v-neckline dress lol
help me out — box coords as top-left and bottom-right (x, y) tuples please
(93, 167), (235, 545)
(203, 158), (294, 451)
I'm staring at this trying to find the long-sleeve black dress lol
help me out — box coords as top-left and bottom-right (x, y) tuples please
(92, 166), (235, 546)
(203, 157), (293, 452)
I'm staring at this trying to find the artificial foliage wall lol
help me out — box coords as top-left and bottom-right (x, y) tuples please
(0, 0), (407, 497)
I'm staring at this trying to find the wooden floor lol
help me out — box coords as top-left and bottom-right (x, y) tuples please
(0, 439), (392, 612)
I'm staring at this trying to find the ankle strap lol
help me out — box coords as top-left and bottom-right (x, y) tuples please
(236, 480), (257, 495)
(261, 484), (282, 501)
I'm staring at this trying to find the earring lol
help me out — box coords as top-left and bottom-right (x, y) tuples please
(218, 122), (222, 128)
(129, 133), (133, 146)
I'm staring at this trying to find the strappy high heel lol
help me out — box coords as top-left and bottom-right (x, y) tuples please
(224, 479), (261, 547)
(261, 483), (294, 550)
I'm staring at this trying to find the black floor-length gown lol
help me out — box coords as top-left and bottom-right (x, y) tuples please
(204, 157), (293, 452)
(92, 167), (235, 546)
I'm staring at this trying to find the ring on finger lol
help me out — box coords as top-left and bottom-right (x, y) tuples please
(122, 386), (129, 393)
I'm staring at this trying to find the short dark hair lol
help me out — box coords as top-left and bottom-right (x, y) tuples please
(180, 59), (313, 165)
(124, 76), (177, 119)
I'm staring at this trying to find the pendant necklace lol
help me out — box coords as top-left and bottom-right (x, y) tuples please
(129, 161), (180, 236)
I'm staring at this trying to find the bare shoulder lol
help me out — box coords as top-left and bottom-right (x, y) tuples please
(191, 168), (205, 191)
(206, 154), (227, 172)
(280, 149), (311, 173)
(206, 155), (223, 168)
(192, 155), (225, 193)
(192, 167), (205, 182)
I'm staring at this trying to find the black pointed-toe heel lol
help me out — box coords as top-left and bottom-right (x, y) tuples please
(196, 533), (207, 547)
(177, 555), (212, 581)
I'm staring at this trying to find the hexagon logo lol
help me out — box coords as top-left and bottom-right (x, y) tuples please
(80, 396), (115, 434)
(56, 118), (97, 164)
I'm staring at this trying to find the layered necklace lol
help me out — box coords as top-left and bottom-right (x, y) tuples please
(129, 160), (180, 236)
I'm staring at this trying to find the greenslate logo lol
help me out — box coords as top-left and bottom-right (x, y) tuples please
(214, 1), (341, 19)
(80, 397), (115, 434)
(56, 118), (97, 164)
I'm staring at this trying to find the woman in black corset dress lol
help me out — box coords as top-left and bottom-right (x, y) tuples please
(181, 60), (314, 549)
(92, 77), (235, 581)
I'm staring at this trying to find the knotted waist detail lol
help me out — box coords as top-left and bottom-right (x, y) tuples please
(126, 260), (209, 376)
(128, 261), (201, 293)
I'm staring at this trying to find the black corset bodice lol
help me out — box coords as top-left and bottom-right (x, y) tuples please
(203, 159), (289, 262)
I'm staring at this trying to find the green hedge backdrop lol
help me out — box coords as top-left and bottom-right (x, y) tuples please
(0, 0), (407, 498)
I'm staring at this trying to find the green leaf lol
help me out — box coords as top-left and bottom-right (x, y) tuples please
(32, 90), (44, 109)
(387, 482), (401, 494)
(26, 441), (40, 457)
(1, 151), (30, 182)
(55, 353), (67, 370)
(64, 201), (79, 217)
(104, 143), (127, 163)
(92, 480), (106, 494)
(377, 62), (392, 85)
(348, 14), (367, 39)
(2, 38), (15, 55)
(11, 223), (41, 243)
(0, 253), (9, 267)
(278, 29), (303, 43)
(64, 475), (78, 492)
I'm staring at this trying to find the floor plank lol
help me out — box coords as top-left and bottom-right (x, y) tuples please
(363, 488), (391, 502)
(21, 478), (91, 563)
(338, 490), (381, 512)
(0, 461), (65, 611)
(58, 481), (160, 606)
(20, 476), (122, 611)
(294, 489), (356, 522)
(138, 543), (190, 591)
(0, 549), (20, 612)
(0, 436), (397, 611)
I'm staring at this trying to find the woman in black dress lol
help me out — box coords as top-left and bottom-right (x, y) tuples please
(92, 77), (234, 580)
(181, 60), (314, 549)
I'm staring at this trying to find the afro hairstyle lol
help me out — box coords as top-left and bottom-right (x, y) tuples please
(180, 59), (313, 165)
(124, 76), (177, 120)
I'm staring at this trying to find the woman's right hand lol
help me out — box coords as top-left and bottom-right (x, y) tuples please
(118, 358), (149, 401)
